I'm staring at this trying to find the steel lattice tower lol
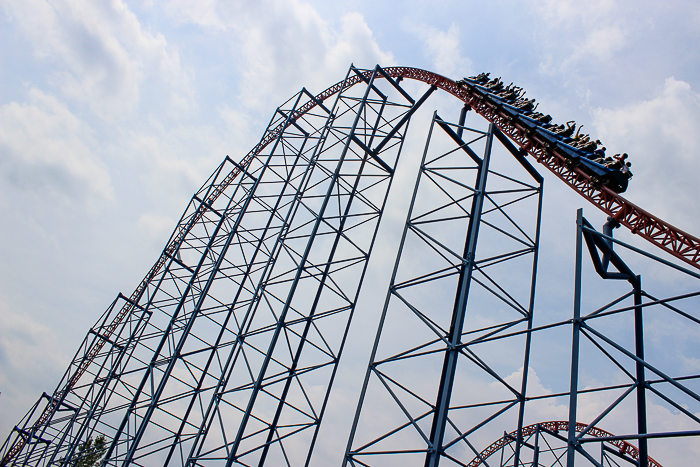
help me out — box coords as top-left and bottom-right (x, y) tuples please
(3, 65), (700, 467)
(343, 109), (544, 467)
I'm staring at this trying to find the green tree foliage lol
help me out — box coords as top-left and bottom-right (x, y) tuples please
(72, 435), (106, 467)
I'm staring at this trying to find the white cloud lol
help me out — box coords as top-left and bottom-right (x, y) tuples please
(0, 298), (68, 439)
(325, 12), (395, 79)
(0, 89), (114, 205)
(137, 212), (175, 240)
(3, 1), (698, 463)
(163, 0), (395, 109)
(536, 0), (629, 75)
(593, 77), (700, 233)
(238, 6), (394, 108)
(503, 366), (570, 421)
(161, 0), (226, 31)
(403, 22), (472, 78)
(218, 105), (253, 145)
(124, 118), (235, 204)
(4, 0), (193, 119)
(579, 25), (627, 61)
(0, 304), (65, 383)
(539, 0), (616, 24)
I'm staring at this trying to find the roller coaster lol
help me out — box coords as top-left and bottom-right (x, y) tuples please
(457, 73), (632, 194)
(2, 65), (699, 467)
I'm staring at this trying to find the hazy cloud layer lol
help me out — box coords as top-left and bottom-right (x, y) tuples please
(536, 0), (629, 74)
(403, 21), (472, 78)
(0, 88), (113, 205)
(4, 0), (193, 120)
(163, 0), (394, 108)
(0, 299), (68, 429)
(594, 77), (700, 232)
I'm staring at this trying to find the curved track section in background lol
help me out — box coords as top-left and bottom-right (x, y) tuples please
(469, 421), (661, 467)
(3, 65), (698, 465)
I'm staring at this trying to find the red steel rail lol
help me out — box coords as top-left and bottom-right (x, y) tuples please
(467, 420), (661, 467)
(3, 66), (698, 465)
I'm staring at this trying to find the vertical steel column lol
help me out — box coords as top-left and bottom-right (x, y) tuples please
(345, 110), (542, 467)
(513, 183), (544, 467)
(28, 152), (260, 467)
(499, 431), (506, 466)
(109, 159), (266, 466)
(634, 275), (649, 467)
(425, 123), (494, 467)
(532, 424), (541, 467)
(567, 208), (584, 467)
(456, 104), (469, 139)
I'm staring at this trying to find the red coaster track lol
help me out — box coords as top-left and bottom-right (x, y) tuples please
(468, 421), (661, 467)
(3, 65), (697, 466)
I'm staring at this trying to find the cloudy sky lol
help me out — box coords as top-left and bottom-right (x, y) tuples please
(2, 0), (700, 464)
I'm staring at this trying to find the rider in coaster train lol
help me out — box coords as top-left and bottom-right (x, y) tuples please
(457, 73), (634, 188)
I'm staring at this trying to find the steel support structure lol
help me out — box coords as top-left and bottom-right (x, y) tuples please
(182, 67), (432, 467)
(344, 112), (544, 466)
(3, 65), (700, 467)
(0, 65), (430, 467)
(446, 210), (700, 467)
(562, 210), (700, 466)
